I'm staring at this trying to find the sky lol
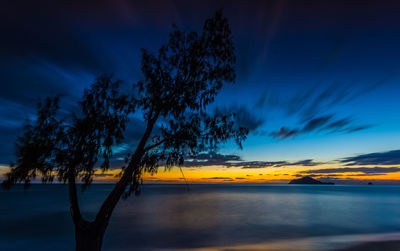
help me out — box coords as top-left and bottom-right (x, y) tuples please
(2, 0), (400, 184)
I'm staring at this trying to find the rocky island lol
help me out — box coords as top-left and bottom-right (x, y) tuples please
(289, 176), (334, 185)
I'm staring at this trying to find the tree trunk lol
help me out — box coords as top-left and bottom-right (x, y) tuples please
(75, 221), (105, 251)
(72, 112), (160, 251)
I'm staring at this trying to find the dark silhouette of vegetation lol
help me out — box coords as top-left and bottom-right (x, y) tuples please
(2, 11), (248, 251)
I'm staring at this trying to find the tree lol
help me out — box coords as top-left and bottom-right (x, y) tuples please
(2, 11), (248, 251)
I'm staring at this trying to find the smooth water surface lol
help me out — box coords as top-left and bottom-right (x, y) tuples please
(2, 184), (400, 250)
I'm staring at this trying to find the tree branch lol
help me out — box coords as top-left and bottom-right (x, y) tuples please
(68, 167), (83, 225)
(143, 138), (166, 152)
(94, 110), (161, 228)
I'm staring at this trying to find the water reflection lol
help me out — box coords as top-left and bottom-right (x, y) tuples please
(2, 184), (400, 250)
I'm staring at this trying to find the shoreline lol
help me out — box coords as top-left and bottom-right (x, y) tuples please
(177, 232), (400, 251)
(338, 240), (400, 251)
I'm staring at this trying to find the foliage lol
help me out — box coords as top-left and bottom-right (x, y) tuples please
(3, 10), (247, 213)
(2, 77), (132, 189)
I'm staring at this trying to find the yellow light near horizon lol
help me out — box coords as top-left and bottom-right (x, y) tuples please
(95, 164), (400, 184)
(4, 164), (399, 184)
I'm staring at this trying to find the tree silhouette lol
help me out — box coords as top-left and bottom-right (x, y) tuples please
(2, 11), (248, 251)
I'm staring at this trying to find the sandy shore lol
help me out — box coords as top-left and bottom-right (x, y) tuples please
(338, 240), (400, 251)
(178, 233), (400, 251)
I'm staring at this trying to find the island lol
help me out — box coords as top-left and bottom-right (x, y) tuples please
(289, 176), (334, 185)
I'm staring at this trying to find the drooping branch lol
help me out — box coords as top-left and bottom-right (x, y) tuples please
(143, 138), (166, 152)
(94, 109), (160, 226)
(2, 11), (246, 251)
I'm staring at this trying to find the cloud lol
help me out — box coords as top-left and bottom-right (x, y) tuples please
(214, 105), (264, 133)
(270, 114), (370, 139)
(260, 82), (381, 139)
(183, 151), (321, 169)
(191, 152), (241, 161)
(324, 117), (352, 132)
(340, 150), (400, 166)
(270, 127), (298, 139)
(0, 1), (170, 166)
(345, 125), (372, 133)
(293, 173), (400, 185)
(302, 166), (400, 174)
(184, 151), (242, 167)
(283, 159), (321, 167)
(302, 115), (332, 132)
(239, 161), (288, 169)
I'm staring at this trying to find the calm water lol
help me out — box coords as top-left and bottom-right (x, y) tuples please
(2, 184), (400, 250)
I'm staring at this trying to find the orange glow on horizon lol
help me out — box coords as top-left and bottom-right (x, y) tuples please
(91, 164), (400, 184)
(1, 164), (399, 184)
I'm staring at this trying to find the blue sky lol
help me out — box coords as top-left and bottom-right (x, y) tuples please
(2, 0), (400, 183)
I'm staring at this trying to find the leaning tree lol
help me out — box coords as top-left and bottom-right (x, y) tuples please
(2, 11), (248, 251)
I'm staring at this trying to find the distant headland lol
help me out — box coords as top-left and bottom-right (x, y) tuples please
(289, 176), (335, 185)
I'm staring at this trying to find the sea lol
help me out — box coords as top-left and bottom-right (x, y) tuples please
(2, 184), (400, 251)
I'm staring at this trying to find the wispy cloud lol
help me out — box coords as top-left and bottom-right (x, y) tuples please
(260, 82), (383, 139)
(302, 166), (400, 175)
(184, 151), (322, 168)
(214, 105), (265, 133)
(340, 150), (400, 166)
(269, 115), (371, 139)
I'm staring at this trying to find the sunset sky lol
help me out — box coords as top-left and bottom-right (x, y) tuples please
(2, 0), (400, 184)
